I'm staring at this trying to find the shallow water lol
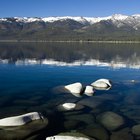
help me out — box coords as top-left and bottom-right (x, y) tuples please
(0, 43), (140, 140)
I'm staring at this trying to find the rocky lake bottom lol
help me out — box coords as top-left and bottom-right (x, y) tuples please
(0, 64), (140, 140)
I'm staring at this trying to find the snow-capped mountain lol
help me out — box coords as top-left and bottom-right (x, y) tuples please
(1, 14), (138, 24)
(1, 14), (140, 30)
(0, 14), (140, 41)
(0, 14), (131, 24)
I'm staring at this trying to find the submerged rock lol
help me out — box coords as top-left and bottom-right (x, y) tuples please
(64, 114), (95, 125)
(78, 97), (104, 109)
(46, 132), (94, 140)
(91, 79), (112, 90)
(64, 120), (82, 130)
(46, 135), (90, 140)
(125, 93), (140, 105)
(53, 83), (83, 97)
(97, 111), (125, 131)
(0, 116), (48, 140)
(81, 123), (109, 140)
(84, 86), (94, 96)
(62, 103), (76, 110)
(111, 127), (133, 140)
(0, 112), (43, 126)
(132, 124), (140, 135)
(95, 94), (121, 102)
(57, 103), (84, 112)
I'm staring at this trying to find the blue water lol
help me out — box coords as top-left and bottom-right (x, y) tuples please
(0, 64), (140, 115)
(0, 43), (140, 139)
(0, 64), (139, 96)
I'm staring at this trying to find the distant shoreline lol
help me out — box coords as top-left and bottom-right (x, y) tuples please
(0, 40), (140, 43)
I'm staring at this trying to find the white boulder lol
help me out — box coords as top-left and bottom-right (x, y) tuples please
(64, 82), (83, 94)
(0, 112), (43, 126)
(62, 103), (76, 110)
(46, 135), (90, 140)
(84, 86), (94, 96)
(91, 79), (112, 89)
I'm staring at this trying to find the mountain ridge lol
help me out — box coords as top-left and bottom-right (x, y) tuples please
(0, 14), (140, 41)
(0, 14), (137, 24)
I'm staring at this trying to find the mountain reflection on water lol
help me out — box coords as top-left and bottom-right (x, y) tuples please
(0, 42), (140, 69)
(0, 42), (140, 140)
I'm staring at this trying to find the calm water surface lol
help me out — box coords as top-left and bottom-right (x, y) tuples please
(0, 43), (140, 140)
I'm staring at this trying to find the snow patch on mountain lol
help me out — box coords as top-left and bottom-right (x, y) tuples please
(0, 18), (8, 22)
(85, 16), (111, 24)
(132, 14), (140, 17)
(42, 16), (89, 24)
(14, 17), (42, 23)
(111, 14), (128, 21)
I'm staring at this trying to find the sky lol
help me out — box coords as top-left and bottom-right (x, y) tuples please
(0, 0), (140, 18)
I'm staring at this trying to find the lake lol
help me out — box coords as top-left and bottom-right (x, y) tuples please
(0, 42), (140, 140)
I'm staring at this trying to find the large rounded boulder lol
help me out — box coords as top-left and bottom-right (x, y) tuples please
(46, 132), (95, 140)
(64, 82), (83, 97)
(46, 135), (90, 140)
(0, 112), (43, 126)
(91, 79), (112, 90)
(84, 86), (94, 96)
(62, 103), (76, 110)
(0, 112), (48, 140)
(97, 111), (125, 131)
